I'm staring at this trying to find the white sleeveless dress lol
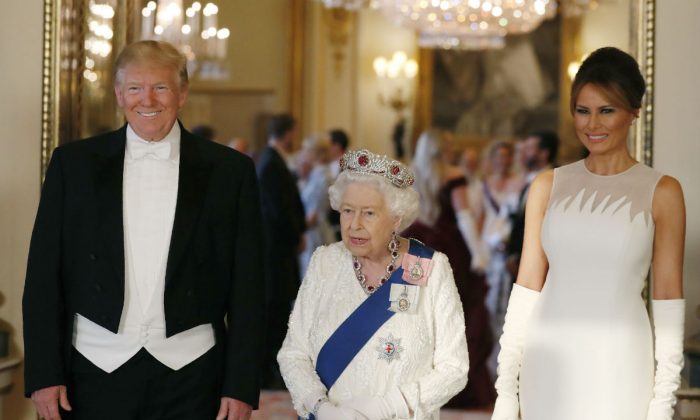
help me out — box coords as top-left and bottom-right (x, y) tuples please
(519, 160), (663, 420)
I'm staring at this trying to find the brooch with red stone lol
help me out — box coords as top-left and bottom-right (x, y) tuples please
(339, 149), (414, 188)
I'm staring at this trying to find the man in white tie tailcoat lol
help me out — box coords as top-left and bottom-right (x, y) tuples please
(23, 40), (264, 420)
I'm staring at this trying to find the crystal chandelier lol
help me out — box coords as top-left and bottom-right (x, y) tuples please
(316, 0), (379, 10)
(377, 0), (557, 49)
(140, 1), (230, 80)
(84, 1), (116, 83)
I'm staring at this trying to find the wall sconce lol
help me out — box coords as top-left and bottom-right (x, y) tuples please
(568, 54), (588, 80)
(373, 51), (418, 113)
(568, 61), (581, 80)
(372, 51), (418, 159)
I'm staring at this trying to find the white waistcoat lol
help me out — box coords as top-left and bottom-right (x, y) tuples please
(72, 123), (215, 373)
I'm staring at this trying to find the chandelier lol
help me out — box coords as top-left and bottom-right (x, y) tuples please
(140, 1), (230, 80)
(84, 1), (116, 83)
(378, 0), (557, 49)
(316, 0), (379, 9)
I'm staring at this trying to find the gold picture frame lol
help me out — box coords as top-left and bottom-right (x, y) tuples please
(41, 0), (136, 179)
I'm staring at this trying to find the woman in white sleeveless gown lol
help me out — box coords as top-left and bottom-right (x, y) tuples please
(492, 47), (686, 420)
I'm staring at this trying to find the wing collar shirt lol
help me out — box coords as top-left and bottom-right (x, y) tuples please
(73, 122), (215, 373)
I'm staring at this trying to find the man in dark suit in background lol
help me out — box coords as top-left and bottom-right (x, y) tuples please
(327, 128), (350, 241)
(506, 130), (559, 278)
(256, 114), (306, 389)
(23, 40), (264, 420)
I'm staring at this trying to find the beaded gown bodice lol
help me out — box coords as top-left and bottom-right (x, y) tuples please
(277, 242), (469, 419)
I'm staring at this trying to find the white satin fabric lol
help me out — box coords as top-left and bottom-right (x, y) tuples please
(519, 160), (663, 420)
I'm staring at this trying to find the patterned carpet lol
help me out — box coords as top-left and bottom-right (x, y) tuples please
(252, 390), (493, 419)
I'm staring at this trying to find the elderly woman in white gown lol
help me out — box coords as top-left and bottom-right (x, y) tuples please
(278, 149), (469, 420)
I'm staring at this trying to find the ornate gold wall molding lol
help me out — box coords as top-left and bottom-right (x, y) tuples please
(41, 0), (87, 179)
(631, 0), (655, 166)
(41, 0), (138, 178)
(559, 15), (581, 164)
(411, 48), (434, 151)
(41, 0), (58, 180)
(323, 7), (355, 78)
(290, 0), (305, 147)
(42, 0), (86, 179)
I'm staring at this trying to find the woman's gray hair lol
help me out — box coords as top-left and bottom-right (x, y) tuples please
(328, 171), (420, 232)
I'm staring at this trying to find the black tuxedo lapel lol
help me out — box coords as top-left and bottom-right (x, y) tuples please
(94, 126), (127, 290)
(91, 125), (210, 291)
(165, 129), (211, 284)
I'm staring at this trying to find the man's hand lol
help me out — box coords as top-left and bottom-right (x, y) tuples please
(31, 385), (72, 420)
(216, 397), (252, 420)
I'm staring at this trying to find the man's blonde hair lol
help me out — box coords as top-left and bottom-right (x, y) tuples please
(114, 40), (188, 87)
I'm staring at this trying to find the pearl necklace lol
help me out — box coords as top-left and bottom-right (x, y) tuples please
(352, 236), (400, 295)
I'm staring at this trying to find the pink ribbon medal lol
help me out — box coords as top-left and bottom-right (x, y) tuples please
(401, 253), (433, 287)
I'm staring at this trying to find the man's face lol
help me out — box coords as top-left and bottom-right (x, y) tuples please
(330, 143), (344, 160)
(491, 146), (513, 175)
(522, 136), (541, 170)
(280, 126), (297, 153)
(114, 62), (188, 141)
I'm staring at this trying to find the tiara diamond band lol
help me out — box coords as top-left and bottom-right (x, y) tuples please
(340, 149), (415, 189)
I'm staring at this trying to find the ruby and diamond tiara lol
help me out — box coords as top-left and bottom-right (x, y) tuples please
(339, 149), (415, 189)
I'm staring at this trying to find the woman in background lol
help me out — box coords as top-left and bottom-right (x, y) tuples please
(479, 140), (521, 377)
(297, 136), (333, 277)
(404, 129), (495, 409)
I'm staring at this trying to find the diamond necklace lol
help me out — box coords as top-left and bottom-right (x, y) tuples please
(352, 235), (400, 295)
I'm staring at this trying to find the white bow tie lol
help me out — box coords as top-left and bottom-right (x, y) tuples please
(129, 139), (171, 160)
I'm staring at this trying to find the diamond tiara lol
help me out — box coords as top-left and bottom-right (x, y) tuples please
(339, 149), (415, 189)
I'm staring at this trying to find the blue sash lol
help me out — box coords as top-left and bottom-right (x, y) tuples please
(315, 239), (434, 390)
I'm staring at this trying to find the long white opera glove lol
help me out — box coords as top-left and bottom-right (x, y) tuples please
(342, 386), (410, 420)
(646, 299), (685, 420)
(492, 284), (540, 420)
(456, 208), (489, 272)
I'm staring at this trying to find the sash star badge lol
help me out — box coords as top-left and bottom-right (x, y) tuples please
(375, 334), (404, 363)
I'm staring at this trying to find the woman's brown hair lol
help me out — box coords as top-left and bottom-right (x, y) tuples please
(570, 47), (645, 114)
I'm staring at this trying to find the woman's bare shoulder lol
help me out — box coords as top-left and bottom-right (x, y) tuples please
(653, 175), (685, 217)
(531, 169), (554, 192)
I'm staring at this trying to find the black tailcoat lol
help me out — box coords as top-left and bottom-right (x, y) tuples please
(23, 124), (265, 407)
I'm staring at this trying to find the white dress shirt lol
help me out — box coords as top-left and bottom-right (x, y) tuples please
(73, 123), (215, 373)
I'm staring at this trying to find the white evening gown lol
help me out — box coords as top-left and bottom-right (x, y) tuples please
(278, 242), (469, 419)
(519, 160), (662, 420)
